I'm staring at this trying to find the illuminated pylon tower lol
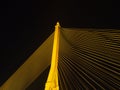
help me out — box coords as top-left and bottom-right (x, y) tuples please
(45, 22), (60, 90)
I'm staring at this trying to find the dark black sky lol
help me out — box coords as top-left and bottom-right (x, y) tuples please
(0, 0), (120, 86)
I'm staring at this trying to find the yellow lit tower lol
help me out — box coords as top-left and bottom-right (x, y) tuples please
(45, 22), (60, 90)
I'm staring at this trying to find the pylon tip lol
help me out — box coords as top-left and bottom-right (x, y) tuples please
(56, 22), (60, 27)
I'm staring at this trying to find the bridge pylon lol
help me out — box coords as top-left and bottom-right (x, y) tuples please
(45, 22), (60, 90)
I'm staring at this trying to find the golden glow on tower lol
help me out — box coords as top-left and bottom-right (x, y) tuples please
(45, 22), (60, 90)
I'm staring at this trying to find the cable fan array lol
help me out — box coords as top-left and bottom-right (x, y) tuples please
(58, 28), (120, 90)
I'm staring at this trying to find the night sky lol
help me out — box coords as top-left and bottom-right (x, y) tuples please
(0, 0), (120, 86)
